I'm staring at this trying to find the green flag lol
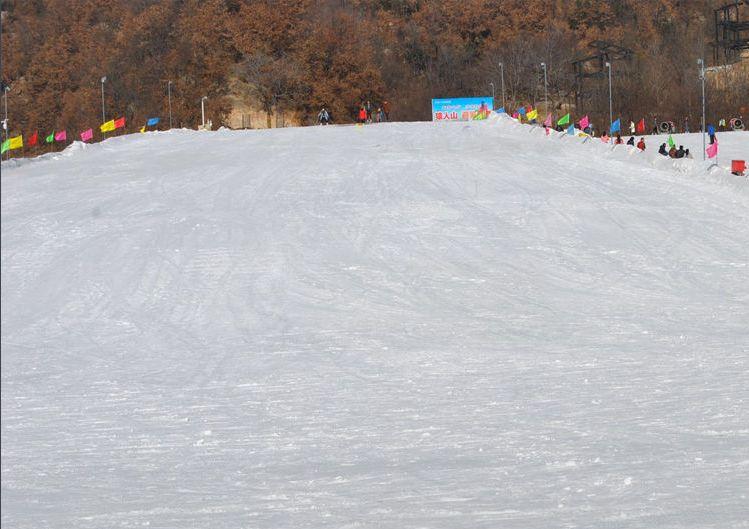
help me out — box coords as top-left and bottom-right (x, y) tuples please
(45, 132), (54, 143)
(1, 139), (9, 154)
(557, 113), (570, 126)
(667, 135), (675, 149)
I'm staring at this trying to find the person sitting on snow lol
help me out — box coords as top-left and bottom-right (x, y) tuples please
(676, 145), (685, 159)
(658, 143), (669, 156)
(636, 138), (646, 151)
(627, 136), (635, 146)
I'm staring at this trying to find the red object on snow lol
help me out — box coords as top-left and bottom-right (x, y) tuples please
(731, 160), (746, 176)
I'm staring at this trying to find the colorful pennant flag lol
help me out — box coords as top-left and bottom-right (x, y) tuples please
(100, 119), (115, 133)
(609, 118), (621, 134)
(636, 118), (645, 134)
(80, 128), (93, 142)
(543, 113), (552, 127)
(28, 131), (38, 147)
(557, 113), (570, 126)
(667, 135), (675, 149)
(146, 117), (160, 126)
(567, 124), (575, 135)
(706, 137), (718, 158)
(140, 126), (146, 133)
(114, 117), (126, 129)
(578, 115), (589, 129)
(497, 107), (505, 114)
(517, 106), (527, 116)
(526, 109), (538, 121)
(511, 112), (519, 119)
(2, 135), (24, 153)
(45, 132), (54, 143)
(54, 130), (67, 142)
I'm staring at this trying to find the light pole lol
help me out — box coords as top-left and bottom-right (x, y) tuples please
(3, 83), (9, 141)
(100, 76), (107, 123)
(201, 96), (208, 129)
(540, 62), (547, 115)
(489, 81), (495, 108)
(167, 80), (173, 129)
(605, 61), (613, 133)
(499, 61), (505, 110)
(698, 58), (706, 160)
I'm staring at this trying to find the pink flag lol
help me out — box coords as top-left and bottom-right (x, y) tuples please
(512, 112), (519, 119)
(543, 113), (552, 127)
(706, 138), (718, 159)
(54, 130), (67, 142)
(579, 115), (589, 129)
(545, 126), (550, 136)
(80, 128), (93, 142)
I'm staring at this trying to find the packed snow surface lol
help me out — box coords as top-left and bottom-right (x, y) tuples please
(2, 118), (749, 528)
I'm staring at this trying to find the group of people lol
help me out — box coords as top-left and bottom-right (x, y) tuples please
(356, 100), (390, 124)
(657, 143), (692, 159)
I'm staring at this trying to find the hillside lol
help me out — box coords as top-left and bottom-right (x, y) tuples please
(2, 119), (749, 528)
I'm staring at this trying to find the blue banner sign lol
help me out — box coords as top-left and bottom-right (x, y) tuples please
(431, 97), (494, 121)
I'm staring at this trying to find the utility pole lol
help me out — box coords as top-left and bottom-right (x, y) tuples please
(168, 81), (173, 129)
(606, 61), (613, 133)
(489, 81), (495, 109)
(100, 76), (107, 123)
(540, 62), (548, 115)
(499, 61), (506, 110)
(201, 96), (208, 129)
(3, 83), (9, 141)
(697, 58), (706, 160)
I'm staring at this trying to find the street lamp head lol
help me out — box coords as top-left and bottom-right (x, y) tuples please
(541, 62), (546, 67)
(605, 62), (611, 67)
(101, 76), (107, 83)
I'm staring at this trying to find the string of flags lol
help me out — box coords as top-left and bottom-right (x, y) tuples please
(499, 106), (719, 160)
(2, 115), (162, 155)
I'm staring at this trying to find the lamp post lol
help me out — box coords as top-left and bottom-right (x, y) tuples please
(489, 81), (495, 109)
(168, 80), (173, 129)
(100, 76), (107, 123)
(201, 96), (208, 129)
(698, 58), (706, 160)
(3, 83), (9, 141)
(605, 61), (613, 133)
(540, 62), (547, 115)
(499, 61), (506, 110)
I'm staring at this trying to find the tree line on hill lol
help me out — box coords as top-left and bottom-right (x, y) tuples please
(1, 0), (746, 141)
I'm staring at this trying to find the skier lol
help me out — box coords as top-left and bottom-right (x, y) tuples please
(317, 107), (330, 125)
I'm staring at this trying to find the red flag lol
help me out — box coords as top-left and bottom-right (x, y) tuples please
(114, 116), (126, 129)
(636, 118), (645, 134)
(27, 131), (38, 147)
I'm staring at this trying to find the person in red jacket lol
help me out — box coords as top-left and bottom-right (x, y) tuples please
(636, 137), (646, 151)
(358, 106), (367, 124)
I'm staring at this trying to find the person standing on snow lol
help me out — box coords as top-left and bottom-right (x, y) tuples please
(365, 100), (373, 123)
(629, 121), (635, 135)
(358, 106), (367, 124)
(382, 100), (391, 121)
(318, 107), (330, 125)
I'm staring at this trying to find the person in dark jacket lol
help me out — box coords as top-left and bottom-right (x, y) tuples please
(614, 133), (623, 144)
(627, 136), (635, 146)
(658, 143), (669, 156)
(676, 145), (685, 158)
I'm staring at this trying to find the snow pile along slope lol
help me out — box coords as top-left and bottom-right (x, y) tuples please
(2, 119), (749, 528)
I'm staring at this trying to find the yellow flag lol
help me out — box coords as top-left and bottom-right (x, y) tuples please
(9, 135), (23, 150)
(527, 109), (538, 121)
(100, 120), (115, 133)
(139, 126), (146, 133)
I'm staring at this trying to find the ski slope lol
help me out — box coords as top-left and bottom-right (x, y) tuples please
(2, 118), (749, 528)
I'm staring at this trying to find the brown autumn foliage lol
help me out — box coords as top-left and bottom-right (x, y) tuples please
(1, 0), (747, 151)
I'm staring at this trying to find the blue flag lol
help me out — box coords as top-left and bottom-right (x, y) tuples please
(146, 117), (160, 126)
(567, 124), (575, 135)
(517, 107), (526, 116)
(707, 124), (715, 136)
(609, 118), (621, 134)
(497, 107), (505, 114)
